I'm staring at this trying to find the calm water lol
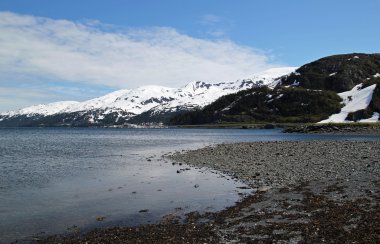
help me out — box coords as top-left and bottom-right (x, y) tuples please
(1, 128), (379, 243)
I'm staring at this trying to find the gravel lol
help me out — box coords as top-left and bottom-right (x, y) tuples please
(168, 141), (380, 189)
(165, 141), (380, 242)
(284, 124), (380, 134)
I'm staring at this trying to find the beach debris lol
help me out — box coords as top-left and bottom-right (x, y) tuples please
(258, 186), (272, 192)
(96, 216), (106, 221)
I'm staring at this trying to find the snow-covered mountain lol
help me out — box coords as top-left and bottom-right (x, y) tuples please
(169, 53), (380, 125)
(0, 67), (296, 126)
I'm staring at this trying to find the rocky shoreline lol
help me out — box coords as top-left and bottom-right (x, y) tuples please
(168, 141), (380, 189)
(42, 141), (380, 243)
(167, 141), (380, 243)
(283, 124), (380, 134)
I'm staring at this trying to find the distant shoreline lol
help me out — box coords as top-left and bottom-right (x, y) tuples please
(179, 122), (380, 135)
(1, 122), (380, 134)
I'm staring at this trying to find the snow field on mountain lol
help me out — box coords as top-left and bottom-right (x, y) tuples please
(1, 67), (296, 117)
(3, 101), (79, 117)
(318, 84), (377, 123)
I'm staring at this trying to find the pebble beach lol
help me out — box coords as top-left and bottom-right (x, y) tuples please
(43, 140), (380, 243)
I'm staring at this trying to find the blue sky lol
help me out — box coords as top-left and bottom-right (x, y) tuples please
(0, 0), (379, 111)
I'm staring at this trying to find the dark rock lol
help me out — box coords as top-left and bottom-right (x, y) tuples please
(96, 216), (106, 221)
(264, 124), (275, 129)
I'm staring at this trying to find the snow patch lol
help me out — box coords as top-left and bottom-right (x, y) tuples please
(329, 72), (337, 77)
(291, 80), (300, 86)
(267, 79), (282, 89)
(374, 73), (380, 78)
(318, 84), (377, 123)
(359, 112), (380, 122)
(348, 56), (359, 61)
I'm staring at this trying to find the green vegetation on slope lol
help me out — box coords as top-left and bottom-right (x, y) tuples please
(170, 87), (342, 125)
(171, 53), (380, 125)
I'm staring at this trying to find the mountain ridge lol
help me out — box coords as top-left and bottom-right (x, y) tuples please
(170, 53), (380, 125)
(0, 67), (296, 127)
(2, 53), (379, 127)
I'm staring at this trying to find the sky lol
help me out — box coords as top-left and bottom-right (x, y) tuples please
(0, 0), (379, 112)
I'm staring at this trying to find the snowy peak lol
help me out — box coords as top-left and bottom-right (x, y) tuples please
(183, 81), (211, 91)
(1, 67), (296, 119)
(250, 67), (299, 81)
(4, 101), (80, 117)
(241, 67), (298, 89)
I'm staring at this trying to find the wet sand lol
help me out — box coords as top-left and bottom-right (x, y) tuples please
(42, 141), (380, 243)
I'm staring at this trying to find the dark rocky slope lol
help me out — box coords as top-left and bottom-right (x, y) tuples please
(280, 53), (380, 92)
(171, 53), (380, 125)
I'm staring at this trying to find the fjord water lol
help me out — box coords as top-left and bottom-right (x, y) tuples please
(1, 128), (379, 242)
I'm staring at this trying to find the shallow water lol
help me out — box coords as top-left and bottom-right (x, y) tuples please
(0, 128), (379, 242)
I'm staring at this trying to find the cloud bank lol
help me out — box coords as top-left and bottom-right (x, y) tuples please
(0, 11), (283, 111)
(0, 11), (278, 88)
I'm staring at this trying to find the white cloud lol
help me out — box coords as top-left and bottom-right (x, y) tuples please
(0, 11), (278, 90)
